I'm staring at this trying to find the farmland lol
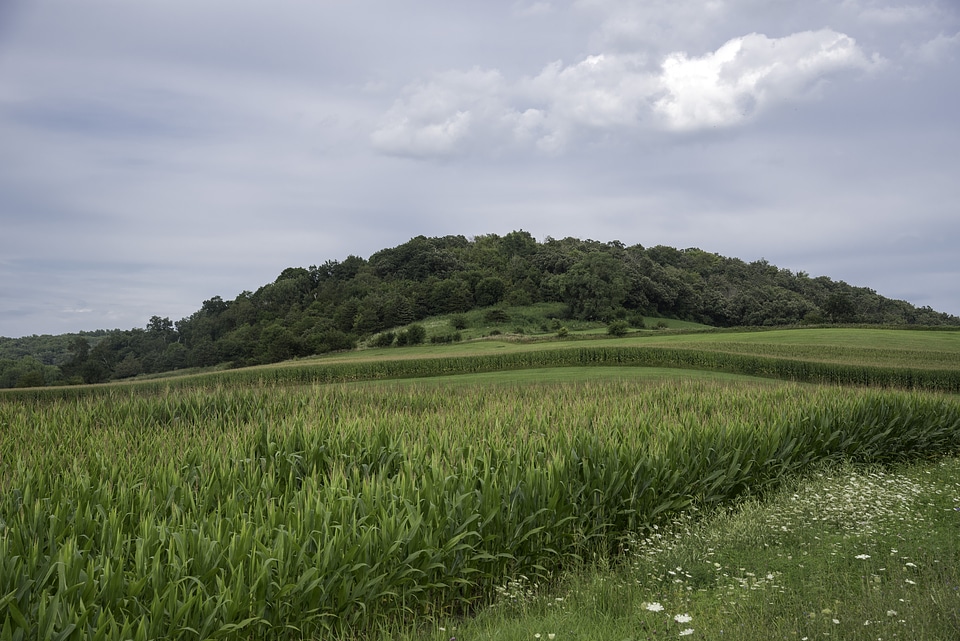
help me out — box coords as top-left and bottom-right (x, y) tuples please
(1, 327), (959, 639)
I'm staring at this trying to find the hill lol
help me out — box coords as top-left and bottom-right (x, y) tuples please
(2, 231), (958, 387)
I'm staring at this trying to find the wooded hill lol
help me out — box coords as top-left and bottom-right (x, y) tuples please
(2, 231), (958, 387)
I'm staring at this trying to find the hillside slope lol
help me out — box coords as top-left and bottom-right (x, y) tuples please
(2, 232), (957, 387)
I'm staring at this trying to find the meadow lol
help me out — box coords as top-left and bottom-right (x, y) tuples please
(0, 326), (958, 639)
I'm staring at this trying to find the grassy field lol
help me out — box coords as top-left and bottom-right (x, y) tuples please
(1, 326), (958, 640)
(309, 325), (960, 368)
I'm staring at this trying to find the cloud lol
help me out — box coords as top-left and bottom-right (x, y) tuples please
(907, 30), (960, 63)
(858, 4), (934, 25)
(371, 68), (508, 157)
(572, 0), (730, 50)
(372, 29), (878, 156)
(654, 30), (877, 130)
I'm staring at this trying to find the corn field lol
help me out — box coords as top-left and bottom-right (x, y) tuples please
(2, 373), (959, 640)
(7, 343), (960, 406)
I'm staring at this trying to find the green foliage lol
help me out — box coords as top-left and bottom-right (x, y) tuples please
(395, 324), (427, 347)
(4, 232), (960, 387)
(607, 320), (630, 337)
(482, 308), (509, 324)
(372, 331), (396, 348)
(475, 276), (506, 307)
(560, 251), (628, 320)
(406, 324), (427, 345)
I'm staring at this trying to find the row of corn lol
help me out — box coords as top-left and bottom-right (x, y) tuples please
(6, 344), (960, 405)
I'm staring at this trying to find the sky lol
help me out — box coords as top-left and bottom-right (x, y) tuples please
(1, 0), (958, 338)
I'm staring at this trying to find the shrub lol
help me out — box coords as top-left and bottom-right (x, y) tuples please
(484, 308), (510, 323)
(372, 332), (395, 348)
(607, 320), (630, 337)
(628, 313), (647, 328)
(406, 324), (427, 345)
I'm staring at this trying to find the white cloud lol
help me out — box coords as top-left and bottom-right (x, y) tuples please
(371, 68), (509, 157)
(654, 30), (877, 130)
(372, 29), (877, 156)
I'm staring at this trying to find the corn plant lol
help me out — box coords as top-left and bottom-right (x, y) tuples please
(2, 375), (959, 639)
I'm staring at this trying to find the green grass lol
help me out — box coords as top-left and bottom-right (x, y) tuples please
(324, 326), (960, 369)
(415, 455), (960, 641)
(637, 328), (960, 369)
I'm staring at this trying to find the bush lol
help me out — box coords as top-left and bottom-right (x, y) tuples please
(607, 320), (630, 337)
(402, 324), (427, 346)
(484, 308), (510, 323)
(556, 326), (569, 338)
(628, 313), (647, 328)
(450, 315), (468, 330)
(372, 332), (395, 348)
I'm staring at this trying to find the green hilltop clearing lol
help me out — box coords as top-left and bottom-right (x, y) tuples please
(2, 325), (959, 639)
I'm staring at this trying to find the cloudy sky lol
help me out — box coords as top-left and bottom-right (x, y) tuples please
(1, 0), (958, 337)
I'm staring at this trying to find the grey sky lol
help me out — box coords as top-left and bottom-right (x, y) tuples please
(1, 0), (958, 338)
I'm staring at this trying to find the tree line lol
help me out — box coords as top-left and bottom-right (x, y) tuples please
(2, 231), (957, 387)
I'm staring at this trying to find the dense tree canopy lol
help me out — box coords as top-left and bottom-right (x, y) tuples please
(2, 232), (958, 386)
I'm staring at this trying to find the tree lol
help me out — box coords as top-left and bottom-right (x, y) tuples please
(147, 315), (173, 334)
(259, 323), (302, 363)
(474, 277), (506, 307)
(560, 252), (627, 320)
(114, 354), (144, 379)
(824, 292), (857, 323)
(428, 278), (473, 315)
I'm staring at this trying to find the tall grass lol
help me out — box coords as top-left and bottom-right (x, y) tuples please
(2, 378), (959, 639)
